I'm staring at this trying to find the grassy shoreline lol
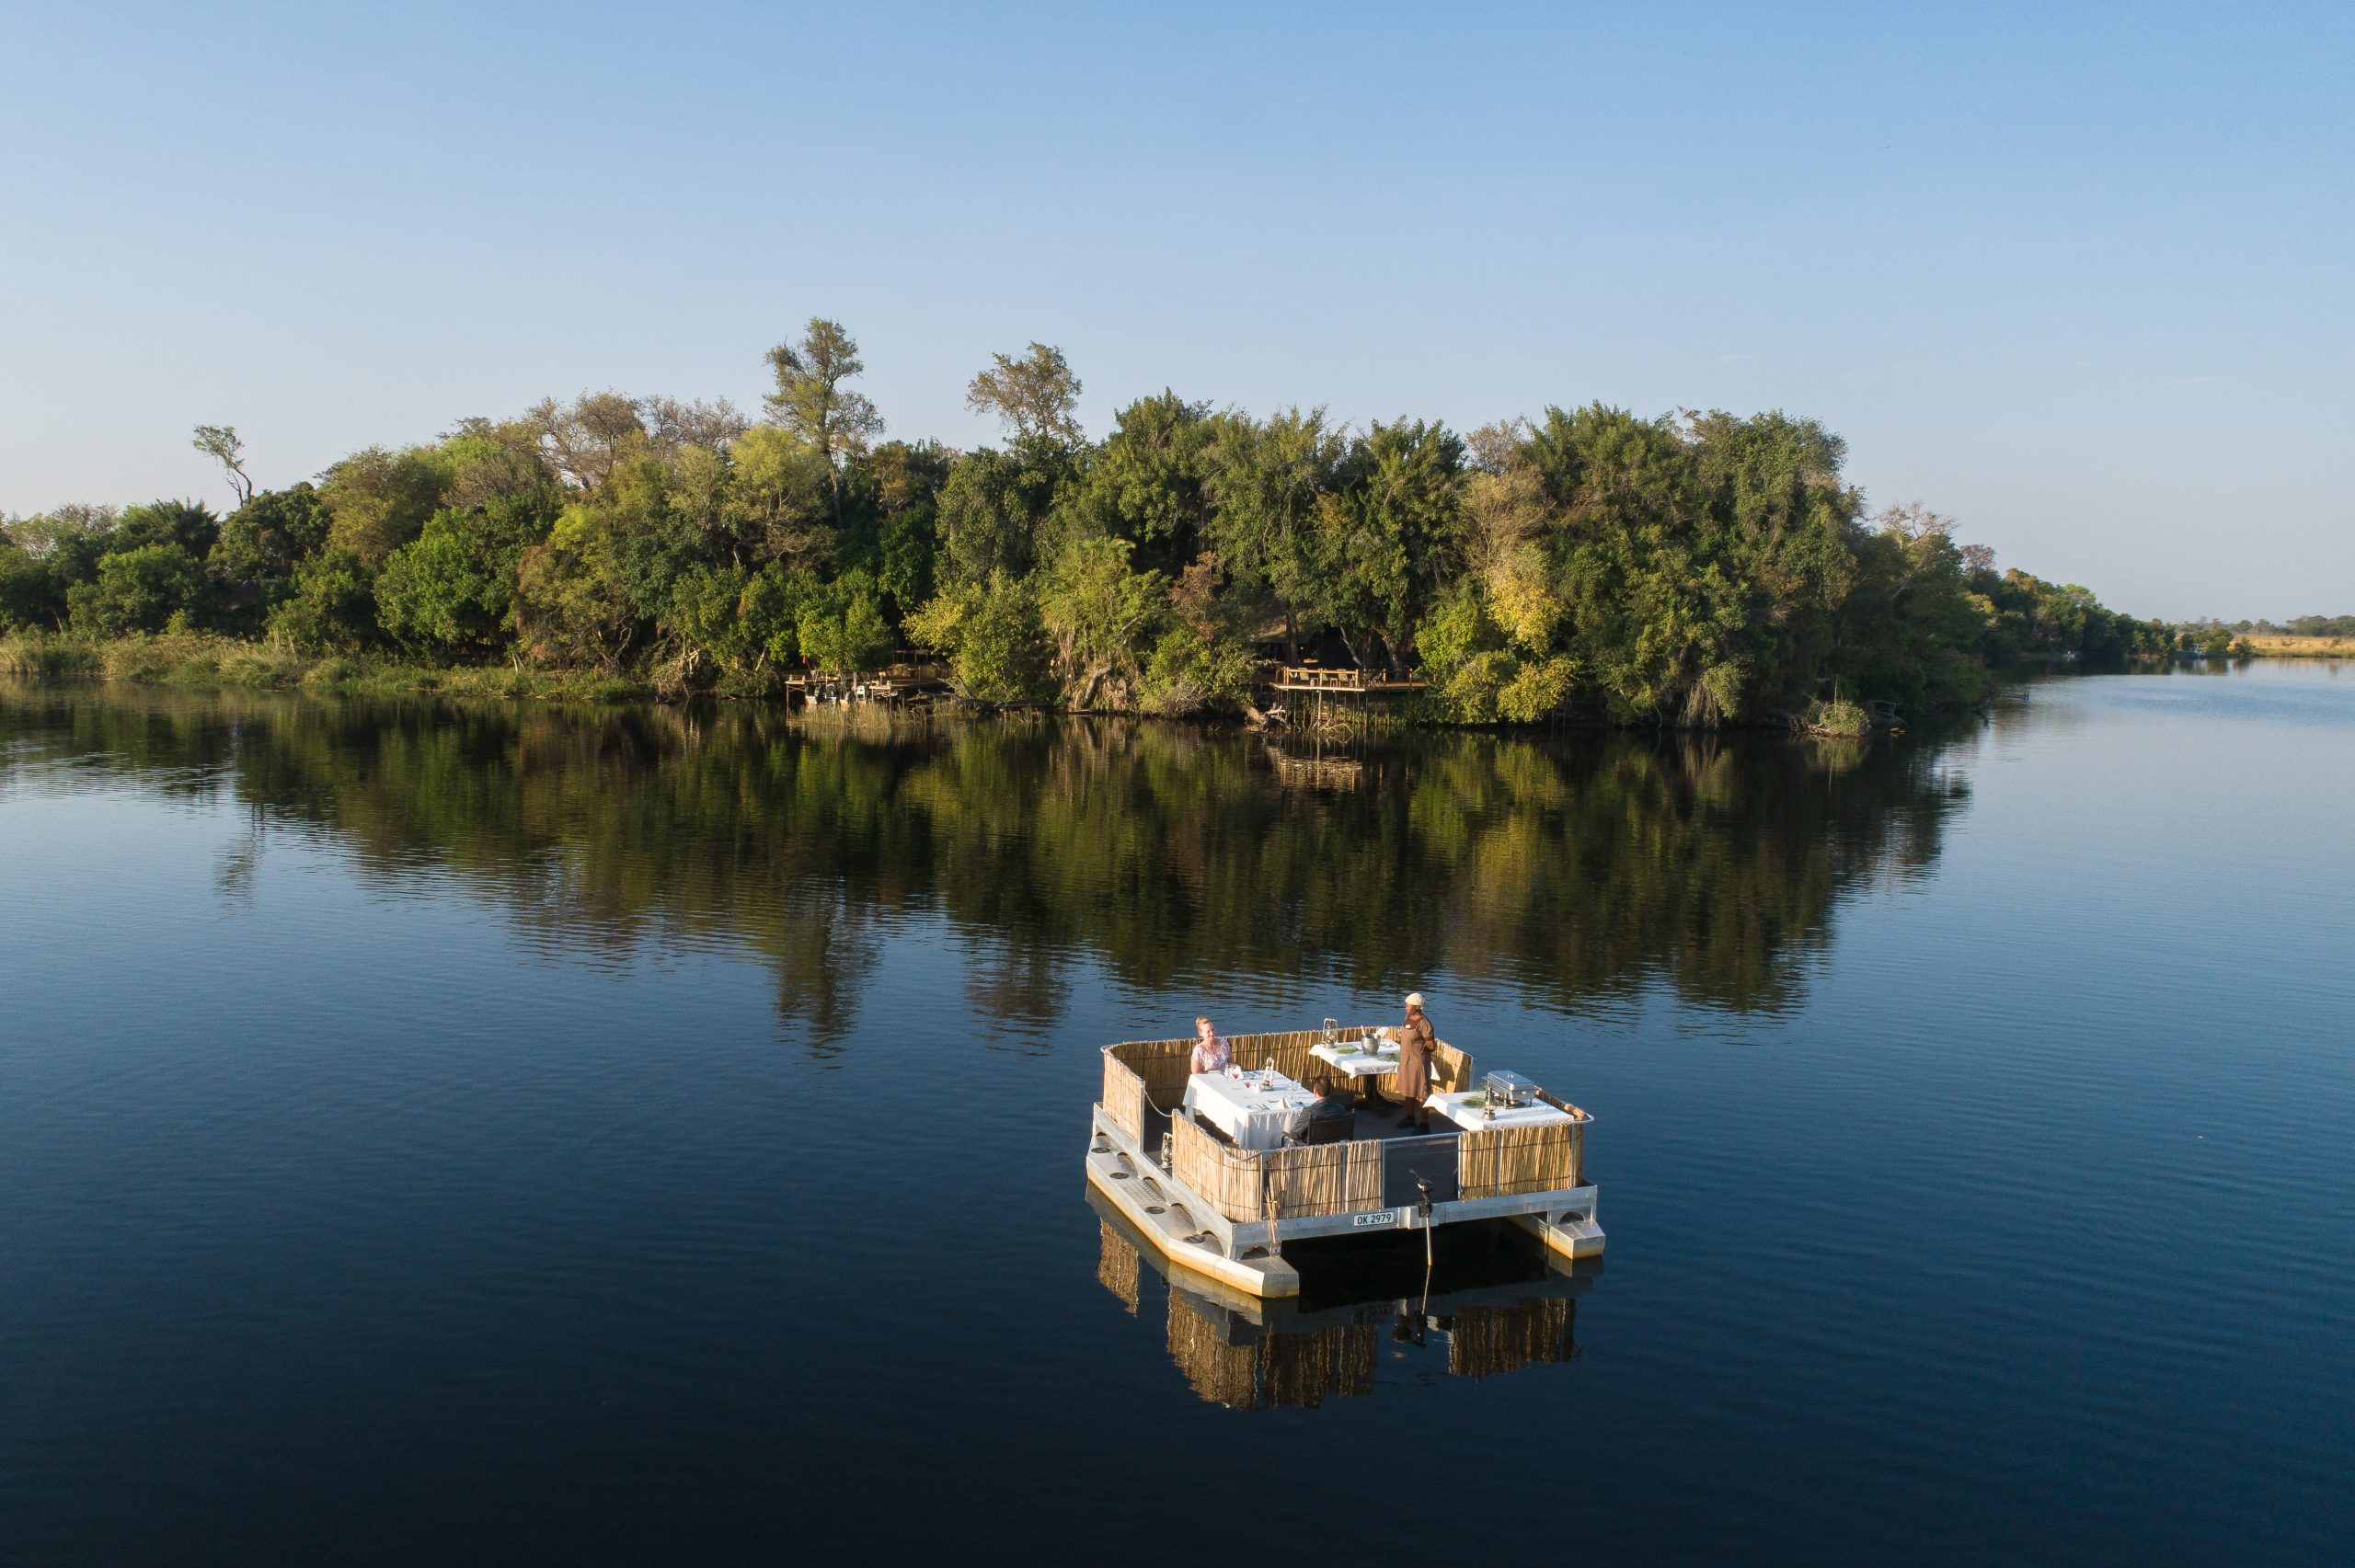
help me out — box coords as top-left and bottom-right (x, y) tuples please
(8, 629), (2346, 715)
(2236, 635), (2355, 658)
(0, 631), (653, 703)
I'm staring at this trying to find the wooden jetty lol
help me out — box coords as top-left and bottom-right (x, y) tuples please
(1269, 664), (1428, 695)
(1256, 664), (1426, 732)
(783, 655), (950, 708)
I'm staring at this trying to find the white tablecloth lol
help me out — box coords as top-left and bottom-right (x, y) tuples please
(1428, 1091), (1577, 1132)
(1310, 1038), (1439, 1082)
(1185, 1070), (1314, 1151)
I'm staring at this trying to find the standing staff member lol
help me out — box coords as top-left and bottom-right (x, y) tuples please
(1392, 992), (1438, 1130)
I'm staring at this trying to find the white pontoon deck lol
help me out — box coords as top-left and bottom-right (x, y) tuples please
(1086, 1025), (1603, 1299)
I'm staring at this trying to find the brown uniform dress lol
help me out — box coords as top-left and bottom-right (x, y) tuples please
(1393, 1012), (1436, 1106)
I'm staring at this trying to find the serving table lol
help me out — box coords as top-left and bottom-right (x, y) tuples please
(1309, 1037), (1439, 1082)
(1426, 1089), (1577, 1133)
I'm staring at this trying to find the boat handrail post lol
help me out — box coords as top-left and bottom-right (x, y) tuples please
(1261, 1164), (1280, 1258)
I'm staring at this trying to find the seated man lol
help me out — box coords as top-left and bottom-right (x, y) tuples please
(1291, 1075), (1354, 1139)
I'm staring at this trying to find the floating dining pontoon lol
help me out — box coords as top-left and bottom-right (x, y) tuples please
(1086, 1025), (1603, 1299)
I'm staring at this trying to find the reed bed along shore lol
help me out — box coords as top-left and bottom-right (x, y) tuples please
(0, 631), (650, 703)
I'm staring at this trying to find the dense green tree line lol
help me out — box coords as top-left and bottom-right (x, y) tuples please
(1, 322), (2171, 724)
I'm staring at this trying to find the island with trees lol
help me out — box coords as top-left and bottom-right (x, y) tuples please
(2, 320), (2184, 728)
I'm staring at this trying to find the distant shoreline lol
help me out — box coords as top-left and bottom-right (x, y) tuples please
(2235, 635), (2354, 659)
(9, 630), (2341, 726)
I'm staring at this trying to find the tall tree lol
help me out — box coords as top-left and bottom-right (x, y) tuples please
(1525, 403), (1747, 724)
(374, 498), (549, 654)
(530, 393), (647, 495)
(1204, 406), (1348, 658)
(0, 506), (117, 628)
(1061, 392), (1216, 576)
(1294, 419), (1465, 676)
(936, 445), (1070, 584)
(0, 532), (44, 630)
(112, 498), (221, 560)
(765, 318), (882, 526)
(640, 395), (750, 453)
(966, 343), (1083, 445)
(69, 544), (210, 634)
(212, 484), (333, 628)
(730, 426), (838, 571)
(191, 425), (254, 506)
(320, 446), (453, 564)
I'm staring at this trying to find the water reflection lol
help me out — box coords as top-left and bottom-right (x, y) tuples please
(1092, 1191), (1591, 1409)
(0, 685), (1975, 1036)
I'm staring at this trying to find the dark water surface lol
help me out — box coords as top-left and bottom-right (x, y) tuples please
(2, 664), (2349, 1565)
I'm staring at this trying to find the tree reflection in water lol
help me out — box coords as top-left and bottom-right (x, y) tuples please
(0, 687), (1973, 1044)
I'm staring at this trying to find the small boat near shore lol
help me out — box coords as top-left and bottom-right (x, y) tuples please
(1086, 1024), (1603, 1299)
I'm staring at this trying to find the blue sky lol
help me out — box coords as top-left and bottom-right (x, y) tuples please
(2, 1), (2347, 619)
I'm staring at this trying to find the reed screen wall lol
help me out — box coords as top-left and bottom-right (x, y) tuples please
(1106, 1027), (1583, 1224)
(1168, 1111), (1265, 1222)
(1263, 1137), (1385, 1218)
(1100, 1025), (1476, 1145)
(1457, 1119), (1584, 1198)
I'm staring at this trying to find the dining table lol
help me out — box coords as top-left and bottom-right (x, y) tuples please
(1183, 1068), (1315, 1152)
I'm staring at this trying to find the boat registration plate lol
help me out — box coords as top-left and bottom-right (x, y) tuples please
(1352, 1208), (1399, 1228)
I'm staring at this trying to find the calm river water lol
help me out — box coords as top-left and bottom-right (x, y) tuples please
(2, 663), (2349, 1565)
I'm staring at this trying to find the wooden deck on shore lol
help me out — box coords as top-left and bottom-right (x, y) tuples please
(1268, 664), (1427, 695)
(782, 658), (951, 705)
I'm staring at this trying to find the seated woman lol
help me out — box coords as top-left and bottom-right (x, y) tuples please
(1189, 1015), (1233, 1075)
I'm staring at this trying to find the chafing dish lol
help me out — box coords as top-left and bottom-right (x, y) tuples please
(1482, 1070), (1540, 1109)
